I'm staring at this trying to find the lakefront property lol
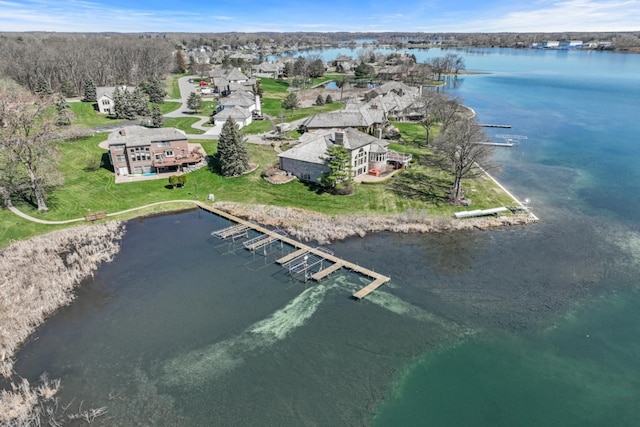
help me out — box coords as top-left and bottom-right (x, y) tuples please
(107, 126), (206, 177)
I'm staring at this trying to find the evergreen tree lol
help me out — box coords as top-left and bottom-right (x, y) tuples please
(146, 79), (166, 104)
(150, 104), (164, 128)
(83, 78), (96, 102)
(34, 76), (52, 97)
(112, 87), (124, 118)
(216, 118), (250, 177)
(55, 94), (74, 126)
(60, 78), (75, 98)
(131, 87), (150, 116)
(314, 94), (325, 106)
(187, 91), (203, 113)
(325, 94), (333, 104)
(320, 145), (352, 190)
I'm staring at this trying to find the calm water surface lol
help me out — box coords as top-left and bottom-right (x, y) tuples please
(14, 48), (640, 426)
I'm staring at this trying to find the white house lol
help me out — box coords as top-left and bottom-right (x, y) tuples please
(96, 86), (121, 114)
(212, 106), (253, 128)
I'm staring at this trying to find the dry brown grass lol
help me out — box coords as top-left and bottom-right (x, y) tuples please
(0, 221), (125, 379)
(214, 202), (536, 244)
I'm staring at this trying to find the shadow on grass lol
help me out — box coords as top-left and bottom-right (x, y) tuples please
(387, 170), (450, 205)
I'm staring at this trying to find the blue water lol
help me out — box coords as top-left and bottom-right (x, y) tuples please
(13, 48), (640, 425)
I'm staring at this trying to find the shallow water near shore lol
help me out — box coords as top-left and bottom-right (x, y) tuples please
(13, 48), (640, 425)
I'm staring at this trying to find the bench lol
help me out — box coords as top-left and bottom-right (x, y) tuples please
(84, 211), (107, 221)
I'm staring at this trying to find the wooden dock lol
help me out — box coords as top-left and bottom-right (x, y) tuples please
(352, 277), (389, 300)
(276, 249), (309, 265)
(310, 262), (344, 281)
(214, 224), (249, 239)
(197, 202), (390, 300)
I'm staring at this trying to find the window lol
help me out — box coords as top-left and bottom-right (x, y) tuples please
(116, 155), (126, 162)
(165, 150), (174, 157)
(156, 141), (171, 148)
(301, 173), (311, 181)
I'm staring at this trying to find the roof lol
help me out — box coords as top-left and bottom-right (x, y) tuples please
(302, 107), (381, 129)
(226, 68), (249, 82)
(278, 128), (387, 164)
(278, 135), (332, 165)
(218, 91), (256, 108)
(215, 106), (252, 120)
(96, 85), (131, 100)
(107, 126), (187, 148)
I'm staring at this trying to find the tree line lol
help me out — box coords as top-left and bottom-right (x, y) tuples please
(0, 34), (173, 97)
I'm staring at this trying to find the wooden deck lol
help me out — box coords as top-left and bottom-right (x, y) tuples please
(352, 277), (388, 300)
(198, 202), (390, 299)
(276, 249), (309, 264)
(215, 224), (249, 239)
(310, 262), (344, 281)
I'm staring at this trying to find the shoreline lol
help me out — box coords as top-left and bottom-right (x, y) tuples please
(212, 201), (537, 245)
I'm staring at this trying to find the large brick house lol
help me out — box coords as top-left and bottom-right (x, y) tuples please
(107, 126), (205, 177)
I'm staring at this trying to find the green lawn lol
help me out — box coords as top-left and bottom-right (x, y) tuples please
(261, 99), (343, 122)
(163, 117), (205, 134)
(69, 102), (126, 128)
(243, 120), (274, 135)
(158, 102), (182, 115)
(1, 76), (519, 248)
(168, 73), (186, 99)
(1, 128), (517, 248)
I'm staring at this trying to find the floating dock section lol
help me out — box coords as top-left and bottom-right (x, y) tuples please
(201, 202), (390, 300)
(453, 207), (509, 219)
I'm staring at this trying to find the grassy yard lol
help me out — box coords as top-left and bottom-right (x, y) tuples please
(163, 117), (205, 134)
(167, 73), (186, 99)
(158, 101), (182, 115)
(1, 127), (517, 248)
(69, 102), (126, 128)
(1, 75), (519, 248)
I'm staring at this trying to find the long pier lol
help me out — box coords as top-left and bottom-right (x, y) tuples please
(198, 202), (390, 300)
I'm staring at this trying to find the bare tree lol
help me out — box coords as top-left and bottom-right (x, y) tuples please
(432, 118), (495, 204)
(0, 80), (65, 211)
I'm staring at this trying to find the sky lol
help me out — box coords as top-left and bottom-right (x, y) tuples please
(1, 0), (639, 33)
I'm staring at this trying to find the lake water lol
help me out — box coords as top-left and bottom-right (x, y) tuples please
(14, 48), (640, 425)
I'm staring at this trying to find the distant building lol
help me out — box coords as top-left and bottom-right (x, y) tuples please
(96, 86), (131, 115)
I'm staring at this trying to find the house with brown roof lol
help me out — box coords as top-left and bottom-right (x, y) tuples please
(107, 126), (205, 178)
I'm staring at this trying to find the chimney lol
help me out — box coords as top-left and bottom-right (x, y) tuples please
(119, 128), (126, 136)
(255, 94), (261, 114)
(335, 132), (344, 145)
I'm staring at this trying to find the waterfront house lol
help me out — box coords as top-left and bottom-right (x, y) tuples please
(107, 126), (204, 177)
(278, 128), (397, 182)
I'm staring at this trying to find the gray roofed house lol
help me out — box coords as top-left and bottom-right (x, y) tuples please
(212, 106), (253, 127)
(217, 91), (258, 111)
(252, 61), (283, 77)
(300, 106), (386, 135)
(96, 85), (131, 115)
(278, 128), (392, 182)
